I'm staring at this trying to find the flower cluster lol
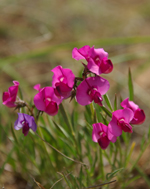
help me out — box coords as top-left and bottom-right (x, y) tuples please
(2, 45), (146, 150)
(93, 99), (145, 150)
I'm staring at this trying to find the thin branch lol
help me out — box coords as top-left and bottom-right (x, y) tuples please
(35, 133), (88, 166)
(50, 172), (72, 189)
(83, 180), (116, 189)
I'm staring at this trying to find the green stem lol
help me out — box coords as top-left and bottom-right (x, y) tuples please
(59, 103), (80, 158)
(113, 143), (118, 167)
(130, 139), (150, 172)
(100, 148), (105, 181)
(58, 172), (72, 189)
(37, 126), (55, 169)
(117, 138), (123, 167)
(103, 150), (112, 167)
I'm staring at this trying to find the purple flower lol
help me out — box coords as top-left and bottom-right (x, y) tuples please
(108, 108), (134, 140)
(2, 81), (19, 108)
(34, 85), (62, 116)
(72, 45), (113, 75)
(14, 113), (37, 136)
(121, 98), (146, 125)
(92, 123), (117, 150)
(51, 66), (75, 99)
(76, 76), (110, 106)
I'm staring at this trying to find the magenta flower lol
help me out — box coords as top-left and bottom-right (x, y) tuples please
(108, 108), (134, 140)
(51, 66), (75, 99)
(2, 81), (19, 108)
(14, 113), (37, 136)
(121, 98), (146, 125)
(92, 123), (117, 150)
(34, 85), (62, 116)
(72, 45), (113, 75)
(76, 76), (110, 106)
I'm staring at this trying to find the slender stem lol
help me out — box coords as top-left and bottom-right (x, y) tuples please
(50, 172), (72, 189)
(100, 148), (105, 181)
(37, 126), (55, 170)
(90, 102), (95, 122)
(117, 138), (123, 167)
(130, 139), (150, 172)
(103, 150), (112, 167)
(82, 180), (116, 189)
(113, 143), (118, 167)
(58, 172), (72, 189)
(59, 103), (80, 159)
(35, 133), (88, 166)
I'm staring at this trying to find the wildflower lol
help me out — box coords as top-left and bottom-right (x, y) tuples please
(72, 45), (113, 75)
(121, 98), (146, 125)
(51, 65), (75, 99)
(34, 85), (62, 116)
(92, 123), (117, 150)
(2, 81), (19, 108)
(76, 76), (110, 106)
(108, 108), (134, 140)
(14, 113), (37, 136)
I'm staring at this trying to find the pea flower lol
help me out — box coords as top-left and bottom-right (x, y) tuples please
(108, 108), (134, 140)
(121, 98), (146, 125)
(76, 76), (110, 106)
(51, 65), (75, 99)
(2, 81), (19, 108)
(92, 123), (117, 150)
(14, 113), (37, 136)
(72, 45), (113, 75)
(34, 85), (62, 116)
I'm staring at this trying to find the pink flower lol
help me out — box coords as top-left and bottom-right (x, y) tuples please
(121, 98), (146, 125)
(92, 123), (117, 150)
(14, 113), (37, 136)
(51, 66), (75, 99)
(108, 108), (134, 140)
(34, 85), (62, 116)
(72, 45), (113, 75)
(76, 76), (110, 106)
(2, 81), (19, 108)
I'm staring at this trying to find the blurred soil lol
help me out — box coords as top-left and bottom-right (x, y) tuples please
(1, 0), (150, 188)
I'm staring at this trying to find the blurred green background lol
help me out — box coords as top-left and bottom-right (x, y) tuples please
(1, 0), (150, 188)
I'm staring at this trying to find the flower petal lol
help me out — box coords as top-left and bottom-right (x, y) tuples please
(121, 98), (139, 111)
(113, 108), (134, 123)
(108, 117), (122, 137)
(92, 123), (102, 142)
(130, 108), (146, 125)
(98, 136), (110, 150)
(76, 79), (92, 106)
(72, 45), (91, 60)
(87, 76), (110, 95)
(100, 58), (113, 74)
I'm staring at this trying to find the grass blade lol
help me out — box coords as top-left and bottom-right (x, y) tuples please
(128, 68), (134, 101)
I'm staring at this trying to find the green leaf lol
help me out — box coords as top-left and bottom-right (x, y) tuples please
(100, 106), (112, 118)
(11, 124), (18, 144)
(128, 68), (134, 101)
(104, 94), (113, 111)
(53, 121), (73, 143)
(140, 134), (146, 150)
(148, 125), (150, 139)
(40, 126), (57, 145)
(106, 168), (124, 180)
(59, 103), (71, 128)
(114, 94), (117, 111)
(135, 165), (150, 187)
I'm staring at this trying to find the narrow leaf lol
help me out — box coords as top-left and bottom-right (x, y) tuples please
(104, 94), (113, 111)
(11, 123), (18, 144)
(128, 68), (134, 101)
(100, 106), (112, 118)
(114, 94), (117, 111)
